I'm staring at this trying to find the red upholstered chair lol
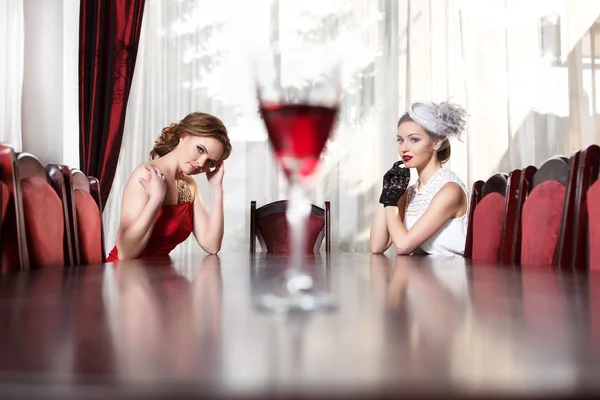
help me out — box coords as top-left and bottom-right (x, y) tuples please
(16, 152), (65, 269)
(250, 200), (330, 253)
(520, 157), (574, 267)
(46, 164), (76, 266)
(467, 170), (524, 263)
(469, 173), (508, 262)
(69, 170), (104, 265)
(0, 144), (28, 273)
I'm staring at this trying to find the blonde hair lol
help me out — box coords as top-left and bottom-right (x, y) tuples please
(150, 112), (232, 160)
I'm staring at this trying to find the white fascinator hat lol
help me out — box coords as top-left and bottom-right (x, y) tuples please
(407, 101), (467, 149)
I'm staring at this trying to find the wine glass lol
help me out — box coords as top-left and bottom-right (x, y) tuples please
(253, 43), (340, 312)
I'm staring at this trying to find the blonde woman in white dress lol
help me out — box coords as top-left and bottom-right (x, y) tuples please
(369, 101), (469, 256)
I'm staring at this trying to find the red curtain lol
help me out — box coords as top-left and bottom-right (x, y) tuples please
(78, 0), (145, 206)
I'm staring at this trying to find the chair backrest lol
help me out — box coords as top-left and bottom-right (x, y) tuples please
(70, 169), (104, 265)
(250, 200), (330, 253)
(16, 152), (65, 269)
(0, 144), (28, 272)
(470, 174), (508, 262)
(520, 157), (573, 267)
(46, 164), (76, 266)
(464, 180), (484, 259)
(468, 171), (523, 264)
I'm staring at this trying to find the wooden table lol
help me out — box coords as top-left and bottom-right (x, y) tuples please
(0, 253), (599, 398)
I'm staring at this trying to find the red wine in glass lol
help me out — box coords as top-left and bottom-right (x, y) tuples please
(259, 104), (338, 179)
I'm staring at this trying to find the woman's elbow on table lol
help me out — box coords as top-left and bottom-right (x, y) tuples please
(370, 244), (387, 254)
(393, 241), (415, 256)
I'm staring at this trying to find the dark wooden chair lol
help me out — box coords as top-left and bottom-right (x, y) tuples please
(466, 170), (526, 263)
(16, 152), (65, 269)
(0, 144), (28, 273)
(520, 156), (575, 267)
(250, 200), (331, 253)
(70, 169), (104, 265)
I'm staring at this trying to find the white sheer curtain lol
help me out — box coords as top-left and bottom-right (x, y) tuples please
(0, 0), (24, 151)
(104, 0), (600, 256)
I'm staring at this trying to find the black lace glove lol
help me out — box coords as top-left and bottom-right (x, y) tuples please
(379, 160), (411, 207)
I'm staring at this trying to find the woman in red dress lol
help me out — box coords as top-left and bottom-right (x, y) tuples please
(107, 112), (232, 261)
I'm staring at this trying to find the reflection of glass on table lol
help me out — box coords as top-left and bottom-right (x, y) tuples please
(250, 253), (334, 313)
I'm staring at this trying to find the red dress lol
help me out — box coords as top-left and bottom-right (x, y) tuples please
(107, 201), (194, 262)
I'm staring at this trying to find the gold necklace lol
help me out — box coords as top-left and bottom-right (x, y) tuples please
(176, 178), (193, 203)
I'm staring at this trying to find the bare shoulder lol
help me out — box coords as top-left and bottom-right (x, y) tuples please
(434, 182), (464, 202)
(122, 164), (153, 201)
(430, 182), (467, 217)
(127, 164), (152, 184)
(118, 164), (153, 231)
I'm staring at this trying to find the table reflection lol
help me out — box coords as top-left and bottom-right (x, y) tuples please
(250, 253), (334, 313)
(1, 253), (600, 398)
(112, 256), (223, 382)
(370, 254), (462, 385)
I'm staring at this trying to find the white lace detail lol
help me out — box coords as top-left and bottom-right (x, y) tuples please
(405, 167), (468, 218)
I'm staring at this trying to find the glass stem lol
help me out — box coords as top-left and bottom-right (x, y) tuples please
(286, 178), (312, 293)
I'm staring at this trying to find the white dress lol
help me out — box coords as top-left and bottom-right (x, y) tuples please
(403, 167), (469, 257)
